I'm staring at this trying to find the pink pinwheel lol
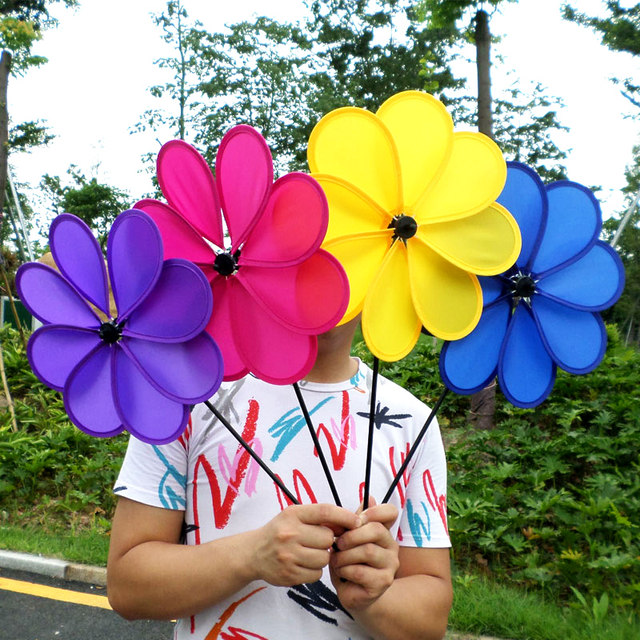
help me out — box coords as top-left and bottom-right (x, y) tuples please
(136, 125), (349, 385)
(16, 210), (224, 444)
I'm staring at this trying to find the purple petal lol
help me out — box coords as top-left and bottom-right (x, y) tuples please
(440, 300), (510, 394)
(532, 296), (606, 374)
(124, 259), (213, 342)
(499, 305), (556, 408)
(113, 348), (189, 444)
(64, 344), (123, 437)
(122, 334), (223, 403)
(107, 210), (163, 320)
(28, 325), (99, 391)
(16, 263), (101, 328)
(50, 214), (110, 315)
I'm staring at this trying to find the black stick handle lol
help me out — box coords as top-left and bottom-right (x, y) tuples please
(204, 400), (299, 505)
(381, 387), (449, 504)
(362, 356), (380, 508)
(293, 383), (342, 506)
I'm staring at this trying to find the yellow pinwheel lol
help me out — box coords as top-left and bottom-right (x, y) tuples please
(308, 90), (522, 361)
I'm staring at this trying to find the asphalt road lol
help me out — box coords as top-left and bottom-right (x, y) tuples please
(0, 567), (174, 640)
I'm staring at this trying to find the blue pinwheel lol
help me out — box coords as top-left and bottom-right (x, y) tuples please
(439, 162), (625, 408)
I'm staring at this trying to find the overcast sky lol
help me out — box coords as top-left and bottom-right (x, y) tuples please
(8, 0), (639, 231)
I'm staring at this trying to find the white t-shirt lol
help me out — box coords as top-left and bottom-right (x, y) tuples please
(114, 359), (450, 639)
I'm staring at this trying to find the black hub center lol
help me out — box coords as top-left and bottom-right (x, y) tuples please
(512, 274), (536, 298)
(214, 251), (240, 276)
(99, 320), (123, 344)
(390, 215), (418, 241)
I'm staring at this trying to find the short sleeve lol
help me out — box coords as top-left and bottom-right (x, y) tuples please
(397, 418), (451, 548)
(114, 428), (189, 511)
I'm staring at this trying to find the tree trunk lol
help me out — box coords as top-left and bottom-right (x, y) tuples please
(469, 9), (496, 430)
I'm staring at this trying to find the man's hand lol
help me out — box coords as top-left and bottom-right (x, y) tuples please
(329, 499), (400, 611)
(253, 503), (360, 587)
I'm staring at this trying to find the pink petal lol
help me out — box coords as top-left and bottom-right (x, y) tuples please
(136, 199), (220, 262)
(230, 280), (317, 385)
(216, 125), (273, 249)
(239, 250), (349, 334)
(241, 172), (328, 267)
(157, 140), (224, 246)
(206, 276), (249, 381)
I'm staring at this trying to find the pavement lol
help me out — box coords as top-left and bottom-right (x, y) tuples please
(0, 548), (507, 640)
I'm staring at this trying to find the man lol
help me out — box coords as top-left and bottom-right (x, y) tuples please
(107, 317), (452, 639)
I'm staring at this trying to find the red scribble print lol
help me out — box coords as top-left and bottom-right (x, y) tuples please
(205, 587), (266, 639)
(193, 400), (259, 535)
(274, 469), (318, 509)
(221, 628), (269, 640)
(423, 469), (448, 534)
(178, 416), (193, 451)
(388, 443), (412, 507)
(314, 391), (354, 471)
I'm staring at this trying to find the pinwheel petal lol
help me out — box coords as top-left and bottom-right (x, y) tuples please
(207, 277), (248, 382)
(28, 325), (99, 392)
(216, 125), (273, 249)
(531, 182), (601, 275)
(157, 140), (224, 246)
(439, 300), (510, 394)
(314, 175), (390, 243)
(16, 263), (101, 328)
(238, 250), (348, 334)
(376, 90), (453, 210)
(49, 214), (109, 315)
(113, 348), (189, 444)
(363, 241), (421, 361)
(135, 199), (218, 263)
(417, 202), (521, 275)
(532, 296), (606, 374)
(537, 242), (625, 311)
(480, 275), (507, 306)
(413, 132), (506, 223)
(324, 232), (392, 324)
(124, 259), (213, 342)
(122, 334), (223, 403)
(408, 238), (482, 341)
(497, 162), (547, 269)
(240, 172), (328, 267)
(499, 305), (556, 408)
(231, 282), (317, 385)
(107, 210), (163, 320)
(308, 107), (401, 215)
(64, 344), (123, 437)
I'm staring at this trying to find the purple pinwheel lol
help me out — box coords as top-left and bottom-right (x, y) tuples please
(439, 162), (625, 408)
(16, 210), (224, 444)
(135, 124), (349, 385)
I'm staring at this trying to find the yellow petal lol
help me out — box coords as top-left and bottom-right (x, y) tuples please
(313, 174), (391, 244)
(362, 241), (421, 361)
(308, 107), (401, 215)
(413, 131), (506, 223)
(407, 238), (482, 340)
(377, 90), (453, 211)
(416, 202), (522, 275)
(324, 232), (392, 324)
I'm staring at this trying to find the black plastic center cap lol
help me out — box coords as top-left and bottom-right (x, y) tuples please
(512, 274), (536, 298)
(99, 320), (122, 344)
(391, 215), (418, 241)
(214, 251), (239, 276)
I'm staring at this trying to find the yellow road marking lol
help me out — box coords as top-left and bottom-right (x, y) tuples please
(0, 576), (111, 610)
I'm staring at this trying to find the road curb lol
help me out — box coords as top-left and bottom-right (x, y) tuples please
(0, 549), (107, 586)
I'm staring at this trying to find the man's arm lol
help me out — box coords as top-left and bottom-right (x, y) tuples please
(107, 496), (360, 620)
(330, 503), (452, 640)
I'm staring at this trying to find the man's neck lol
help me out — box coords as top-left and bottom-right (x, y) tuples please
(303, 318), (360, 384)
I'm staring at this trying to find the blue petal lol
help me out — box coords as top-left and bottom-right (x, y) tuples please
(531, 182), (601, 275)
(499, 304), (556, 408)
(440, 300), (510, 394)
(479, 275), (506, 306)
(532, 296), (606, 374)
(537, 241), (625, 311)
(497, 162), (547, 269)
